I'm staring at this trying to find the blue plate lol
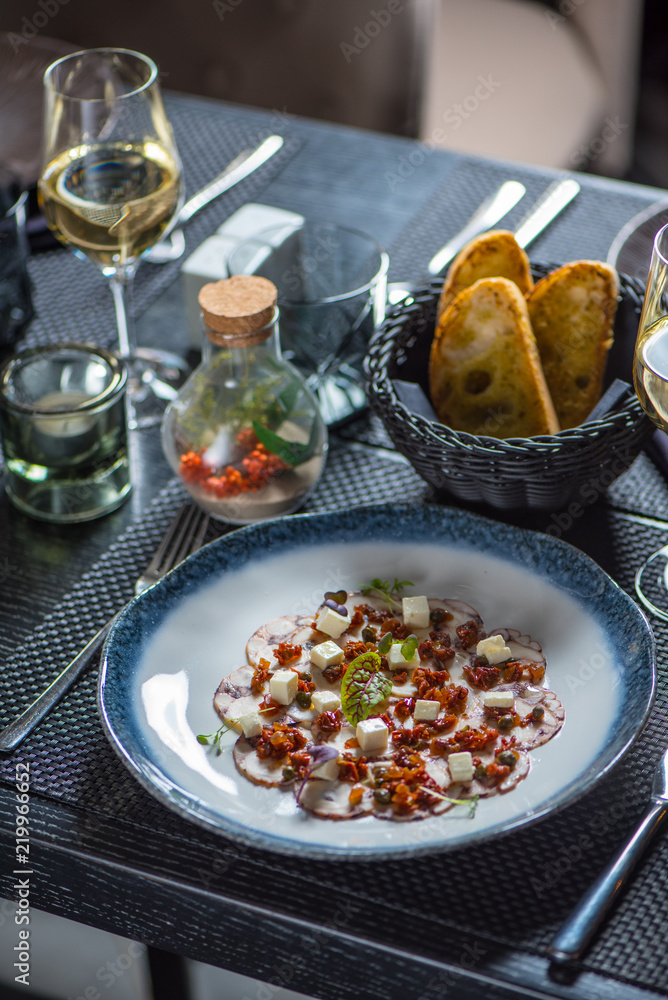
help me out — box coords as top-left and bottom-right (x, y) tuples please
(99, 503), (655, 858)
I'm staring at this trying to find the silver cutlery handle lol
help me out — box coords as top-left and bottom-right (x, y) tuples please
(0, 620), (113, 752)
(177, 134), (284, 224)
(514, 177), (580, 249)
(427, 180), (526, 274)
(548, 800), (668, 964)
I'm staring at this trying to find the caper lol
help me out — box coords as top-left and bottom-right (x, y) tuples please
(362, 626), (377, 643)
(374, 787), (391, 804)
(497, 751), (516, 768)
(498, 714), (514, 731)
(301, 672), (312, 683)
(282, 766), (296, 781)
(296, 690), (312, 710)
(475, 763), (488, 780)
(531, 705), (545, 724)
(430, 608), (447, 624)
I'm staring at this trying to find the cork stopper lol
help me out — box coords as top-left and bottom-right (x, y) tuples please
(198, 275), (278, 347)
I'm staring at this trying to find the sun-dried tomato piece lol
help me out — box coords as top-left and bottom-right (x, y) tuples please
(413, 667), (450, 698)
(250, 661), (270, 694)
(463, 659), (500, 690)
(355, 604), (393, 624)
(256, 722), (307, 760)
(344, 639), (368, 661)
(392, 725), (429, 749)
(441, 684), (469, 713)
(313, 710), (342, 734)
(394, 698), (415, 721)
(429, 714), (457, 732)
(258, 694), (283, 718)
(273, 642), (302, 666)
(456, 620), (480, 649)
(339, 760), (360, 783)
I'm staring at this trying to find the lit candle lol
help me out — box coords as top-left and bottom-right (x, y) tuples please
(31, 390), (98, 466)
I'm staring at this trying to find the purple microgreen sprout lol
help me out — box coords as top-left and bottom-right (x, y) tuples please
(340, 650), (392, 726)
(295, 744), (340, 804)
(323, 597), (348, 616)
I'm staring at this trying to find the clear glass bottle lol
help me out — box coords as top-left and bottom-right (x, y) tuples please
(161, 275), (327, 523)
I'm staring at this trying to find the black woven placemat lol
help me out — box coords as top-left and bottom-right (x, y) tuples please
(387, 156), (659, 286)
(21, 96), (300, 350)
(4, 142), (668, 993)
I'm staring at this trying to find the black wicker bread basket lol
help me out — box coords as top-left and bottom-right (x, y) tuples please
(365, 264), (653, 511)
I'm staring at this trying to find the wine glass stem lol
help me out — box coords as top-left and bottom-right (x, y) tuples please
(108, 266), (137, 358)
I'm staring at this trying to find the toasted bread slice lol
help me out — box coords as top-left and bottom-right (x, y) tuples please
(437, 230), (533, 322)
(526, 261), (618, 429)
(429, 277), (559, 439)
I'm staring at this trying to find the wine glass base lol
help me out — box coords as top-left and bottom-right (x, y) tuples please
(635, 544), (668, 621)
(308, 365), (367, 428)
(125, 354), (189, 430)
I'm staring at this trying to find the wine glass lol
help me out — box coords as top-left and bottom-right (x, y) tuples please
(633, 221), (668, 619)
(38, 48), (184, 422)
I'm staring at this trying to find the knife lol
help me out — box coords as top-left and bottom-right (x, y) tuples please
(427, 176), (580, 276)
(427, 180), (526, 274)
(178, 134), (284, 224)
(513, 177), (580, 250)
(548, 743), (668, 965)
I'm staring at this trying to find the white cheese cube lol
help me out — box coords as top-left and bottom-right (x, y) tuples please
(269, 668), (298, 705)
(237, 711), (263, 739)
(387, 643), (419, 671)
(476, 634), (512, 665)
(414, 699), (440, 721)
(356, 718), (389, 753)
(448, 751), (474, 783)
(311, 689), (341, 714)
(312, 758), (340, 781)
(315, 605), (350, 638)
(402, 596), (430, 629)
(483, 690), (514, 709)
(310, 640), (344, 670)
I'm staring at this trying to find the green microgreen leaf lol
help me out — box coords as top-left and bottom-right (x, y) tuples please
(377, 631), (393, 655)
(401, 634), (419, 661)
(359, 577), (414, 612)
(197, 721), (234, 755)
(340, 651), (392, 726)
(418, 786), (479, 818)
(252, 419), (318, 467)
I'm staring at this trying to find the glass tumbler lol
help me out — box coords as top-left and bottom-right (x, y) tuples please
(227, 220), (389, 426)
(0, 343), (131, 522)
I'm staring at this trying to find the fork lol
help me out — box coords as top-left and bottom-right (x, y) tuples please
(0, 503), (210, 752)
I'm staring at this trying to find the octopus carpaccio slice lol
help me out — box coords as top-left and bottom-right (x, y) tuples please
(210, 590), (564, 822)
(246, 615), (316, 672)
(298, 779), (375, 819)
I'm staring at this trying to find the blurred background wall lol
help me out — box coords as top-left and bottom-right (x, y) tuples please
(0, 0), (666, 184)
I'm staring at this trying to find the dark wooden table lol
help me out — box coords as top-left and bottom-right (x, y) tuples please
(0, 95), (666, 1000)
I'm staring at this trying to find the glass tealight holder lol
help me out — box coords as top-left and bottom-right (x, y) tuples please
(0, 343), (131, 522)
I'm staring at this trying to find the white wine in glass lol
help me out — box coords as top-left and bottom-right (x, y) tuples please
(38, 48), (183, 411)
(633, 221), (668, 619)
